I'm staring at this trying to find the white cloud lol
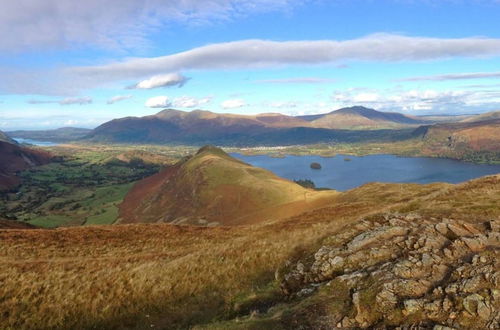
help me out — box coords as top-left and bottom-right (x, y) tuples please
(107, 95), (133, 104)
(352, 93), (379, 103)
(27, 96), (92, 105)
(398, 71), (500, 82)
(59, 97), (93, 105)
(145, 96), (171, 108)
(0, 0), (304, 52)
(172, 96), (212, 108)
(131, 73), (189, 89)
(221, 99), (246, 109)
(256, 77), (336, 84)
(71, 34), (500, 85)
(329, 87), (500, 114)
(6, 34), (500, 95)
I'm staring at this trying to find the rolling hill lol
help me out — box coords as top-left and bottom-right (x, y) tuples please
(460, 110), (500, 123)
(419, 118), (500, 162)
(84, 108), (424, 145)
(308, 106), (428, 129)
(0, 141), (52, 190)
(118, 145), (337, 225)
(7, 127), (92, 143)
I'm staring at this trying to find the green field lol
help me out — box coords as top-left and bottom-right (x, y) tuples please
(0, 144), (175, 228)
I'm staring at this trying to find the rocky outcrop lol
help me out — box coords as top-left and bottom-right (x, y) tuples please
(279, 214), (500, 329)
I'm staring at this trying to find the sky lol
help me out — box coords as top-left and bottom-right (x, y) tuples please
(1, 0), (500, 130)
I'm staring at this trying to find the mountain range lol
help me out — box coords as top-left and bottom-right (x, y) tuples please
(6, 106), (499, 148)
(84, 106), (429, 145)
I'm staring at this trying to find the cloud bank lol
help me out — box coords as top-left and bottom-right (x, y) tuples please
(1, 0), (304, 52)
(6, 34), (500, 95)
(71, 35), (500, 85)
(330, 88), (500, 113)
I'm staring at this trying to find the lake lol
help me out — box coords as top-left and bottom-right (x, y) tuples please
(231, 153), (500, 191)
(13, 138), (59, 146)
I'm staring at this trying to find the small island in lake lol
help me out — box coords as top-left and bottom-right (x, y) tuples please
(310, 162), (322, 170)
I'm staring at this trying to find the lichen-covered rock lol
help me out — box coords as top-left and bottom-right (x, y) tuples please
(279, 213), (500, 329)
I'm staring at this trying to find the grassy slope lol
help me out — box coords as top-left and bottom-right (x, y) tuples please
(1, 174), (498, 329)
(119, 146), (338, 226)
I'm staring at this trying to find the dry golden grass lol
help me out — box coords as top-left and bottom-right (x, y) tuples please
(1, 175), (499, 329)
(0, 220), (353, 329)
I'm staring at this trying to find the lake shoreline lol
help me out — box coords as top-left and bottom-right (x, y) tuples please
(231, 152), (500, 191)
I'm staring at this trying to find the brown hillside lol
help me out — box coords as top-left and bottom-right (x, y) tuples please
(119, 145), (337, 225)
(1, 174), (499, 329)
(154, 109), (311, 129)
(85, 107), (423, 144)
(254, 113), (311, 127)
(311, 106), (427, 129)
(460, 110), (500, 123)
(421, 118), (500, 158)
(0, 141), (52, 190)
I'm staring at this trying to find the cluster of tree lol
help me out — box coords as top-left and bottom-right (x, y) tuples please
(294, 179), (316, 189)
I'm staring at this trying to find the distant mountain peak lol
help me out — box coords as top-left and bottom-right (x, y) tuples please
(154, 108), (188, 117)
(309, 105), (426, 129)
(336, 105), (374, 112)
(332, 106), (380, 115)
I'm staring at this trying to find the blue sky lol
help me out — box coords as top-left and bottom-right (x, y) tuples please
(1, 0), (500, 130)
